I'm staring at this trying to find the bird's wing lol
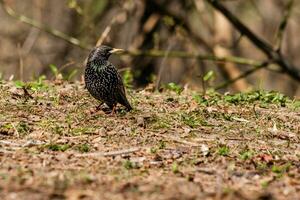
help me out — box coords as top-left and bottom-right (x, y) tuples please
(116, 71), (132, 110)
(107, 63), (132, 110)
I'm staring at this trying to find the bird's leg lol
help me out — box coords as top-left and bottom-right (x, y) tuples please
(107, 104), (117, 116)
(96, 102), (104, 111)
(112, 105), (116, 114)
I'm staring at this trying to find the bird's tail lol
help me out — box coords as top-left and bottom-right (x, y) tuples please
(125, 102), (133, 111)
(116, 90), (133, 111)
(122, 97), (132, 111)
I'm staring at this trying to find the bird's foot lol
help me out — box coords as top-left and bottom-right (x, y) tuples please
(107, 106), (117, 116)
(95, 102), (104, 111)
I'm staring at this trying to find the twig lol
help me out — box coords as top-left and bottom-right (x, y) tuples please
(0, 140), (20, 146)
(206, 0), (300, 82)
(214, 62), (268, 90)
(166, 136), (201, 147)
(120, 49), (264, 67)
(0, 140), (45, 147)
(22, 27), (40, 55)
(58, 61), (76, 74)
(96, 16), (117, 46)
(0, 0), (90, 50)
(75, 147), (141, 157)
(21, 0), (41, 55)
(17, 44), (24, 81)
(275, 0), (294, 51)
(196, 168), (216, 175)
(206, 0), (273, 57)
(155, 37), (176, 91)
(10, 123), (19, 137)
(216, 172), (223, 200)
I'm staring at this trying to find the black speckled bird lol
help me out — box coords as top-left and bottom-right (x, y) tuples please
(85, 45), (132, 111)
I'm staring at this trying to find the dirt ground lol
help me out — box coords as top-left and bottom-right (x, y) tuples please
(0, 81), (299, 200)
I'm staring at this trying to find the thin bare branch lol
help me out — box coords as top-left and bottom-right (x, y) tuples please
(0, 0), (90, 50)
(96, 16), (117, 46)
(155, 37), (176, 91)
(275, 0), (294, 51)
(120, 49), (264, 67)
(206, 0), (300, 82)
(214, 62), (268, 90)
(75, 147), (141, 157)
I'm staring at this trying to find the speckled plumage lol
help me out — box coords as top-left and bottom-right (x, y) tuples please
(85, 45), (132, 111)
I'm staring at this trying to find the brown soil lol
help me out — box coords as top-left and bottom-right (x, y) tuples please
(0, 81), (299, 200)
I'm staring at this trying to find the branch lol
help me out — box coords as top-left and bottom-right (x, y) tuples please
(96, 16), (117, 46)
(207, 0), (274, 56)
(206, 0), (300, 82)
(214, 62), (268, 90)
(0, 0), (90, 50)
(75, 147), (141, 157)
(120, 49), (264, 67)
(275, 0), (294, 51)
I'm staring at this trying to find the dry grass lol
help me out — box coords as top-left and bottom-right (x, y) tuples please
(0, 81), (299, 200)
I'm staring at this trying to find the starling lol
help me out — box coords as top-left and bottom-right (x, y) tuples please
(85, 45), (132, 111)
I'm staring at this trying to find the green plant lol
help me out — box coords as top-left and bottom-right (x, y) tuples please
(77, 143), (91, 153)
(158, 140), (166, 149)
(0, 123), (14, 135)
(16, 121), (31, 136)
(181, 112), (210, 127)
(66, 69), (78, 81)
(52, 124), (64, 135)
(271, 163), (291, 175)
(192, 90), (293, 107)
(30, 75), (47, 91)
(122, 69), (134, 88)
(165, 82), (183, 95)
(171, 162), (179, 173)
(224, 90), (289, 106)
(123, 160), (134, 170)
(291, 100), (300, 110)
(218, 146), (230, 156)
(181, 114), (199, 128)
(46, 144), (70, 152)
(14, 75), (47, 91)
(150, 147), (158, 154)
(240, 150), (253, 160)
(49, 64), (78, 81)
(192, 92), (222, 106)
(49, 64), (59, 78)
(14, 80), (26, 88)
(203, 70), (215, 82)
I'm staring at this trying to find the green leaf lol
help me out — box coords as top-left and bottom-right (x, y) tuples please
(14, 80), (26, 88)
(165, 82), (183, 95)
(122, 69), (133, 88)
(67, 0), (83, 14)
(203, 70), (215, 81)
(49, 64), (58, 77)
(66, 69), (78, 81)
(218, 146), (230, 156)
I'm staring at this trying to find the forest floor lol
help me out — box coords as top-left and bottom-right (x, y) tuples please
(0, 80), (299, 200)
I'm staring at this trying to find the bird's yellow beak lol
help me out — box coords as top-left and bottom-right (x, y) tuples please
(109, 48), (125, 54)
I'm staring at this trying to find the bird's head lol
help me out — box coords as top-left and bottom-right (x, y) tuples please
(88, 45), (124, 62)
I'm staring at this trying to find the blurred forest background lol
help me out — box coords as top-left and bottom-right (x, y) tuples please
(0, 0), (300, 96)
